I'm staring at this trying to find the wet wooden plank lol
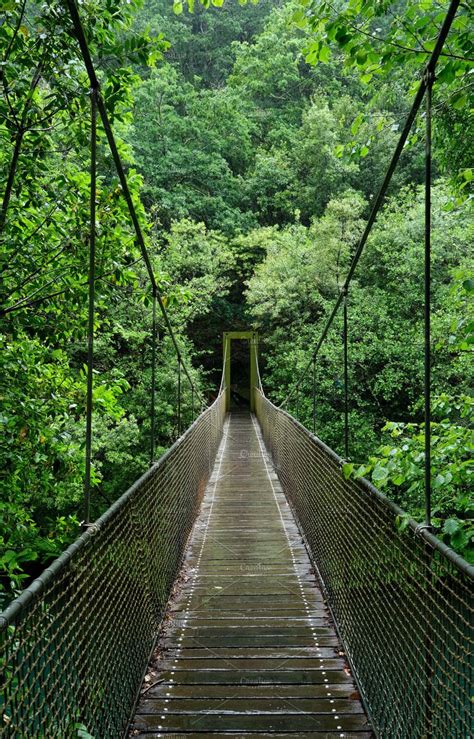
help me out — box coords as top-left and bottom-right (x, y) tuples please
(178, 588), (322, 599)
(164, 626), (335, 637)
(161, 647), (339, 658)
(146, 683), (361, 699)
(190, 573), (313, 580)
(156, 670), (353, 685)
(158, 658), (346, 670)
(139, 697), (365, 714)
(167, 621), (331, 630)
(171, 611), (325, 620)
(172, 610), (328, 619)
(161, 635), (340, 648)
(175, 594), (323, 604)
(133, 713), (371, 732)
(131, 412), (371, 737)
(134, 733), (374, 738)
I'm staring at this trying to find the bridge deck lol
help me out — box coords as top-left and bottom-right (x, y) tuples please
(131, 411), (371, 737)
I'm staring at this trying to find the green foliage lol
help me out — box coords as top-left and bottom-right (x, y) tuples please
(247, 190), (365, 331)
(295, 0), (473, 97)
(130, 65), (256, 232)
(350, 394), (473, 562)
(136, 0), (276, 86)
(133, 0), (443, 233)
(293, 0), (474, 192)
(0, 0), (207, 603)
(1, 0), (473, 605)
(74, 724), (95, 739)
(246, 184), (473, 551)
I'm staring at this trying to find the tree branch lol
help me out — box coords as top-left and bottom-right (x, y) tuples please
(2, 0), (27, 65)
(322, 1), (474, 63)
(0, 259), (143, 317)
(0, 46), (49, 233)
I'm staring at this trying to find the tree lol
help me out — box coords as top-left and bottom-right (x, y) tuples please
(0, 0), (196, 602)
(293, 0), (474, 193)
(131, 64), (256, 232)
(246, 183), (472, 459)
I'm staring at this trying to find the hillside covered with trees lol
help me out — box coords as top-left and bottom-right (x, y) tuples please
(1, 0), (472, 606)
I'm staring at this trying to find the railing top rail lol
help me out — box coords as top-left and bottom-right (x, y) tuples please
(0, 381), (226, 631)
(255, 386), (472, 738)
(256, 386), (474, 580)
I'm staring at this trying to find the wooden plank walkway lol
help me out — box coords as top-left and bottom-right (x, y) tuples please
(131, 411), (371, 738)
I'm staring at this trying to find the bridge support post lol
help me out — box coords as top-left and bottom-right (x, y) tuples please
(150, 291), (157, 464)
(223, 333), (231, 411)
(250, 333), (258, 412)
(343, 289), (349, 460)
(177, 358), (182, 437)
(83, 87), (97, 528)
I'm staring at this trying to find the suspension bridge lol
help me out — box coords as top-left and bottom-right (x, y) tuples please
(1, 0), (472, 737)
(1, 335), (472, 738)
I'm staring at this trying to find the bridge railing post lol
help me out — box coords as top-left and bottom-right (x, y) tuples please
(424, 69), (434, 532)
(342, 288), (349, 460)
(150, 291), (157, 465)
(177, 358), (182, 438)
(83, 86), (97, 528)
(312, 356), (316, 435)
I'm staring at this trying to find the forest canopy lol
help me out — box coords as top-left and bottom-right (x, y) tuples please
(0, 0), (473, 605)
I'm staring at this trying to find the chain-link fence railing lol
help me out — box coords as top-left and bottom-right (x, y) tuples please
(0, 391), (226, 738)
(255, 389), (473, 738)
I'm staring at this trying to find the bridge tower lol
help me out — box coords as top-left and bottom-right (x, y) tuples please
(223, 331), (258, 412)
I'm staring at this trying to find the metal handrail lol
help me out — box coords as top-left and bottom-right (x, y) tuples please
(0, 385), (228, 738)
(0, 369), (228, 631)
(254, 383), (473, 737)
(256, 378), (474, 579)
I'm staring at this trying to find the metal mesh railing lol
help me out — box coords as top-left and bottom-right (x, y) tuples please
(0, 390), (226, 738)
(255, 388), (473, 738)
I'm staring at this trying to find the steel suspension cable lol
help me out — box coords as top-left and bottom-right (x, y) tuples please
(281, 0), (461, 411)
(64, 0), (200, 400)
(177, 358), (182, 437)
(63, 0), (207, 525)
(150, 292), (157, 465)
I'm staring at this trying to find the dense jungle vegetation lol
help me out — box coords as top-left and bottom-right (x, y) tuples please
(0, 0), (473, 605)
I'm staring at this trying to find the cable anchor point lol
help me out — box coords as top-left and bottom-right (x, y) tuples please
(415, 522), (434, 535)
